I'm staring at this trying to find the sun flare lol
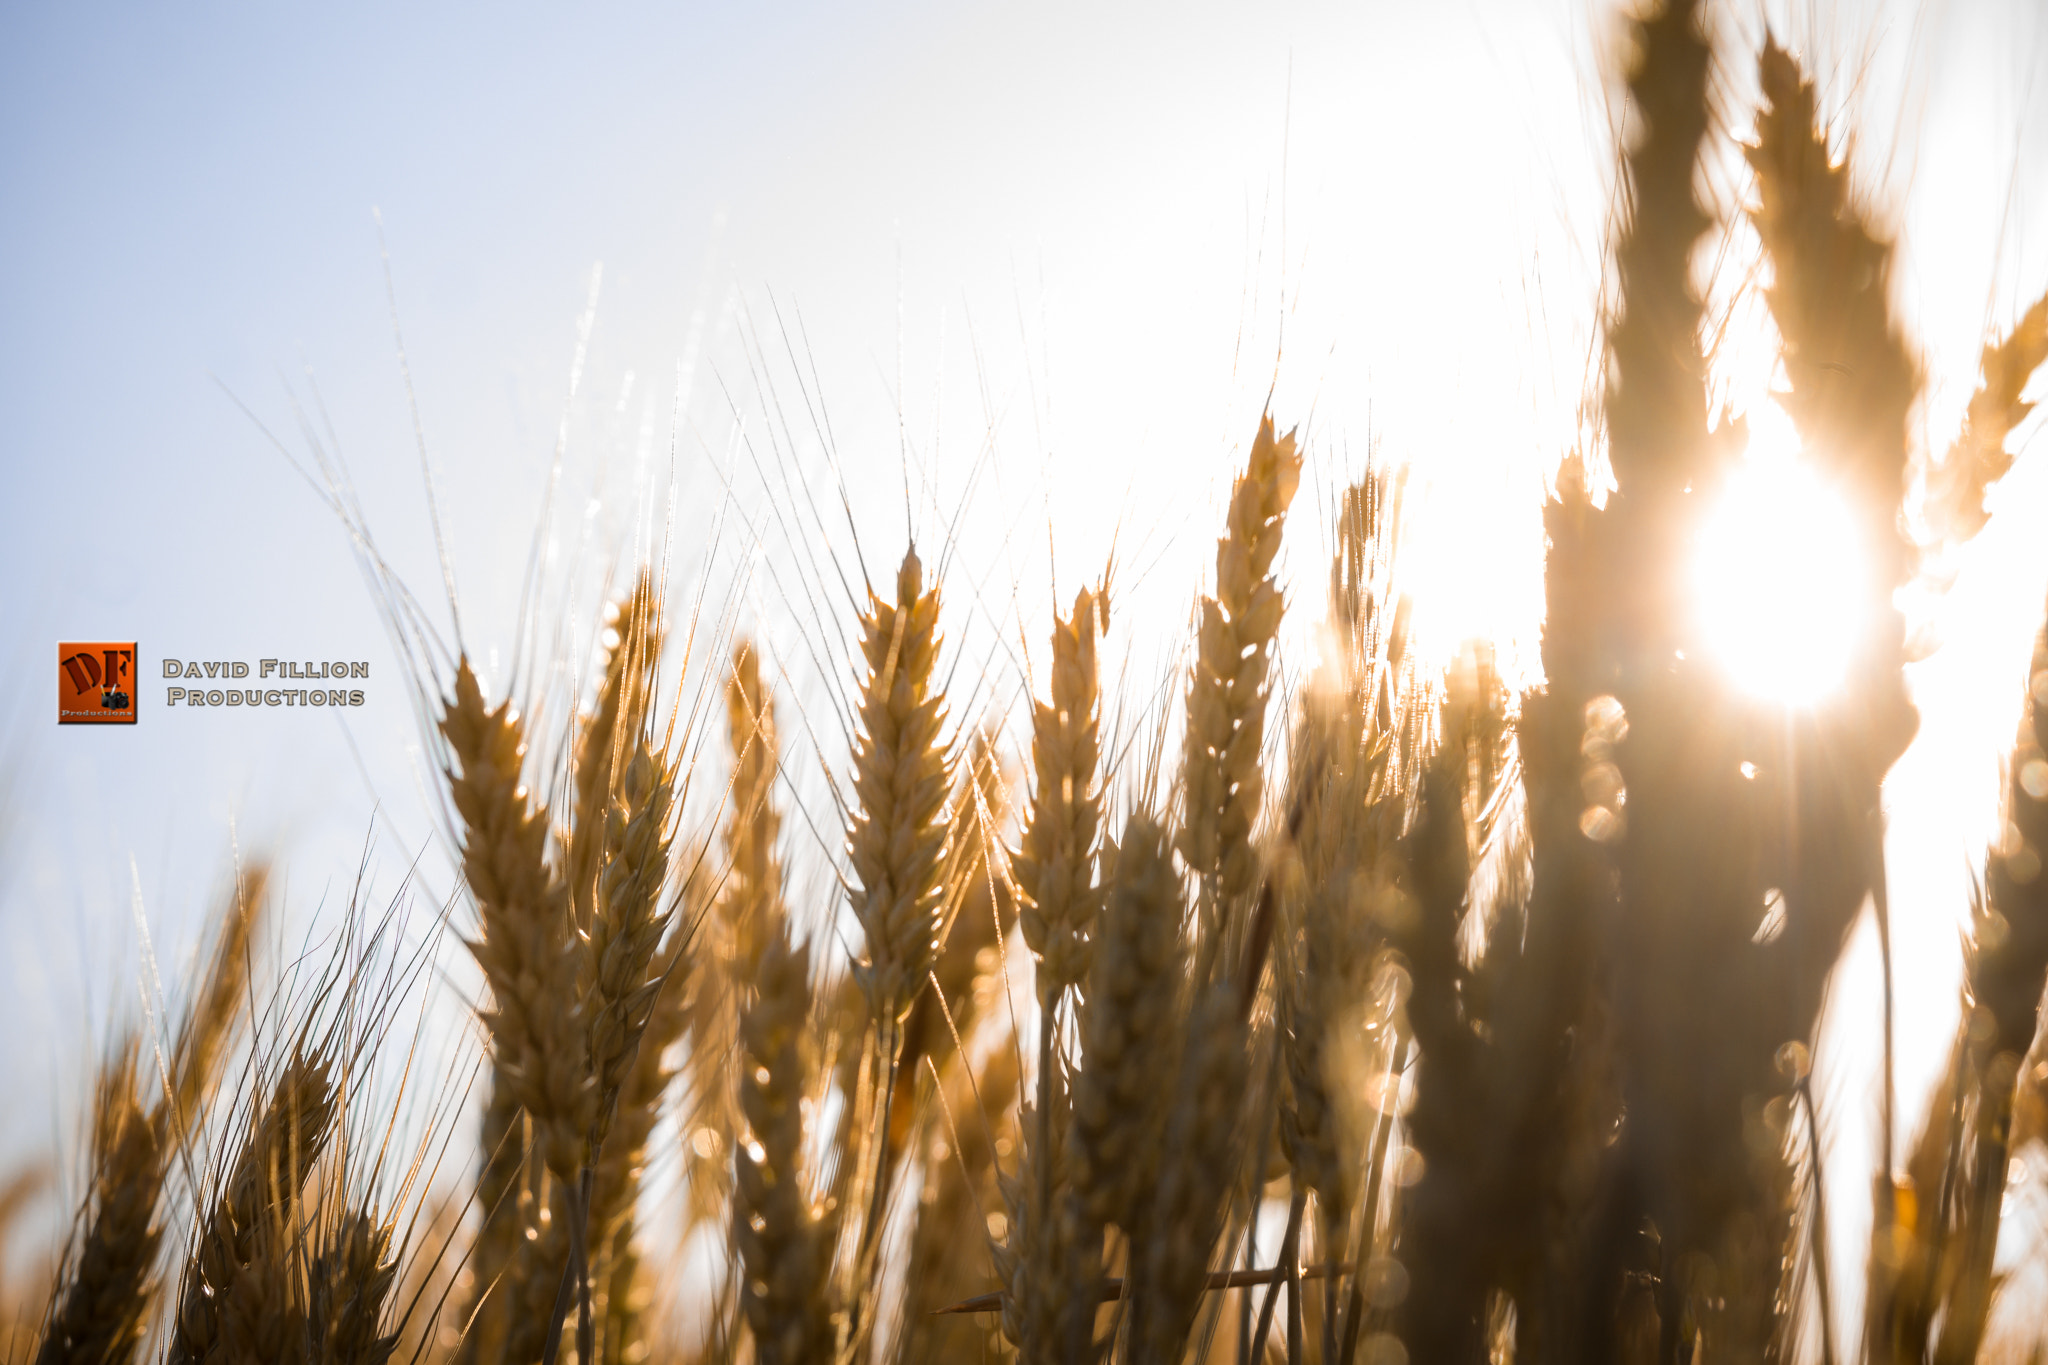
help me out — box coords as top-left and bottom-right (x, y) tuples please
(1693, 401), (1870, 705)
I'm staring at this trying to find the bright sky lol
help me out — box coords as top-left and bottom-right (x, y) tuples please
(3, 0), (2046, 1348)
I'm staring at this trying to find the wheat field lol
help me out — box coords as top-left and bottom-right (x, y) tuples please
(9, 0), (2048, 1362)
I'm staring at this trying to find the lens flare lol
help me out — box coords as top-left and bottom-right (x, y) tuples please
(1693, 402), (1869, 705)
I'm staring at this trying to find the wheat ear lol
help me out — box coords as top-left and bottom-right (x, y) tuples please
(573, 740), (681, 1363)
(444, 658), (594, 1182)
(34, 1050), (157, 1365)
(1279, 473), (1409, 1228)
(724, 639), (783, 983)
(683, 641), (786, 1233)
(1932, 617), (2048, 1364)
(569, 573), (664, 927)
(848, 546), (954, 1025)
(584, 742), (678, 1148)
(307, 1207), (400, 1365)
(1017, 585), (1106, 1005)
(163, 863), (268, 1130)
(543, 734), (679, 1365)
(1065, 811), (1187, 1365)
(1585, 3), (1751, 1357)
(1749, 38), (1919, 533)
(1749, 36), (1920, 775)
(592, 927), (691, 1365)
(994, 1078), (1074, 1365)
(36, 864), (268, 1365)
(1748, 46), (1929, 1356)
(842, 545), (953, 1314)
(734, 928), (836, 1365)
(441, 657), (591, 1362)
(1127, 983), (1251, 1365)
(893, 730), (1011, 1165)
(166, 1051), (339, 1364)
(1180, 415), (1301, 960)
(1070, 811), (1186, 1235)
(999, 589), (1097, 1365)
(996, 585), (1105, 1364)
(1924, 288), (2048, 548)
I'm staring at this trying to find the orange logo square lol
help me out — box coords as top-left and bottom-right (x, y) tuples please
(58, 642), (138, 724)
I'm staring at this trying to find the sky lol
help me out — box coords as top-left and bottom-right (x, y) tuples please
(3, 0), (2047, 1348)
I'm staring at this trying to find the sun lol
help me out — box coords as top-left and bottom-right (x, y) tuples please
(1692, 400), (1870, 706)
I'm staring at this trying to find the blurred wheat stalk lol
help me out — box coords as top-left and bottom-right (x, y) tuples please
(11, 2), (2048, 1363)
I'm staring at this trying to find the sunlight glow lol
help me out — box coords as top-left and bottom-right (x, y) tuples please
(1693, 402), (1870, 705)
